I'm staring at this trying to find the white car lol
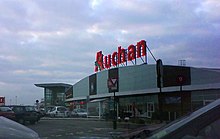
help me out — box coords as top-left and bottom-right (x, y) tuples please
(71, 109), (88, 118)
(48, 106), (69, 118)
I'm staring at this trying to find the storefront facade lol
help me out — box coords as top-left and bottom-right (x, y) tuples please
(65, 64), (220, 120)
(34, 39), (220, 121)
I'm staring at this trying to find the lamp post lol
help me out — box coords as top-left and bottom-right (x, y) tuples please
(177, 75), (184, 116)
(156, 59), (163, 122)
(113, 91), (117, 129)
(15, 96), (17, 105)
(108, 78), (118, 129)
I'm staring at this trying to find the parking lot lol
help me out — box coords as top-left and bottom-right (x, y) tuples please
(27, 118), (140, 139)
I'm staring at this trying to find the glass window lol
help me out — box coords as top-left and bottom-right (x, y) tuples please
(181, 117), (220, 139)
(88, 102), (99, 116)
(192, 101), (203, 111)
(51, 107), (56, 111)
(25, 106), (35, 111)
(118, 95), (158, 119)
(146, 102), (155, 118)
(45, 88), (52, 101)
(0, 107), (12, 112)
(197, 118), (220, 138)
(12, 107), (23, 112)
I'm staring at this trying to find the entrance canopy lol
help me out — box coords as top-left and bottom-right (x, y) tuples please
(35, 83), (72, 107)
(35, 83), (72, 88)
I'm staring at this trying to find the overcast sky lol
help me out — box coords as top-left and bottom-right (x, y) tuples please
(0, 0), (219, 105)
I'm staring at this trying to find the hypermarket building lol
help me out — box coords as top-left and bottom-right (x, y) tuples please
(36, 40), (220, 121)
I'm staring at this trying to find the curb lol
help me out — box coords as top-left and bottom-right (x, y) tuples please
(41, 117), (105, 121)
(40, 117), (147, 128)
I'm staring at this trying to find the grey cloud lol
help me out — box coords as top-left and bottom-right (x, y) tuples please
(0, 0), (220, 104)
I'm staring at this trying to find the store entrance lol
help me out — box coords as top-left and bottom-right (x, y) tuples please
(118, 95), (158, 120)
(158, 91), (191, 121)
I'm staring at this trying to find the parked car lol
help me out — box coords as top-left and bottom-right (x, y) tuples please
(38, 107), (46, 117)
(9, 105), (39, 125)
(32, 106), (44, 122)
(71, 109), (88, 117)
(0, 116), (39, 139)
(117, 98), (220, 139)
(48, 106), (69, 118)
(0, 106), (16, 121)
(45, 106), (55, 117)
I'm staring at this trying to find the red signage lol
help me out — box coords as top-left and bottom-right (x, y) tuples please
(95, 40), (147, 72)
(177, 75), (185, 85)
(0, 96), (5, 106)
(108, 78), (118, 90)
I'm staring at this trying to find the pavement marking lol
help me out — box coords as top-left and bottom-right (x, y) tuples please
(79, 137), (109, 139)
(76, 131), (84, 135)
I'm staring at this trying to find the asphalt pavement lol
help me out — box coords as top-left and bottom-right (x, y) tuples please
(26, 117), (164, 139)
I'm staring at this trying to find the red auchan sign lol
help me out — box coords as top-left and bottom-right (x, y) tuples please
(95, 40), (147, 72)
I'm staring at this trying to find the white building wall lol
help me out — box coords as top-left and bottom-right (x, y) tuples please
(97, 70), (108, 94)
(191, 68), (220, 85)
(119, 64), (157, 92)
(73, 77), (89, 98)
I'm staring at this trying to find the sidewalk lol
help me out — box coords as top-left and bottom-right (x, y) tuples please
(41, 117), (105, 121)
